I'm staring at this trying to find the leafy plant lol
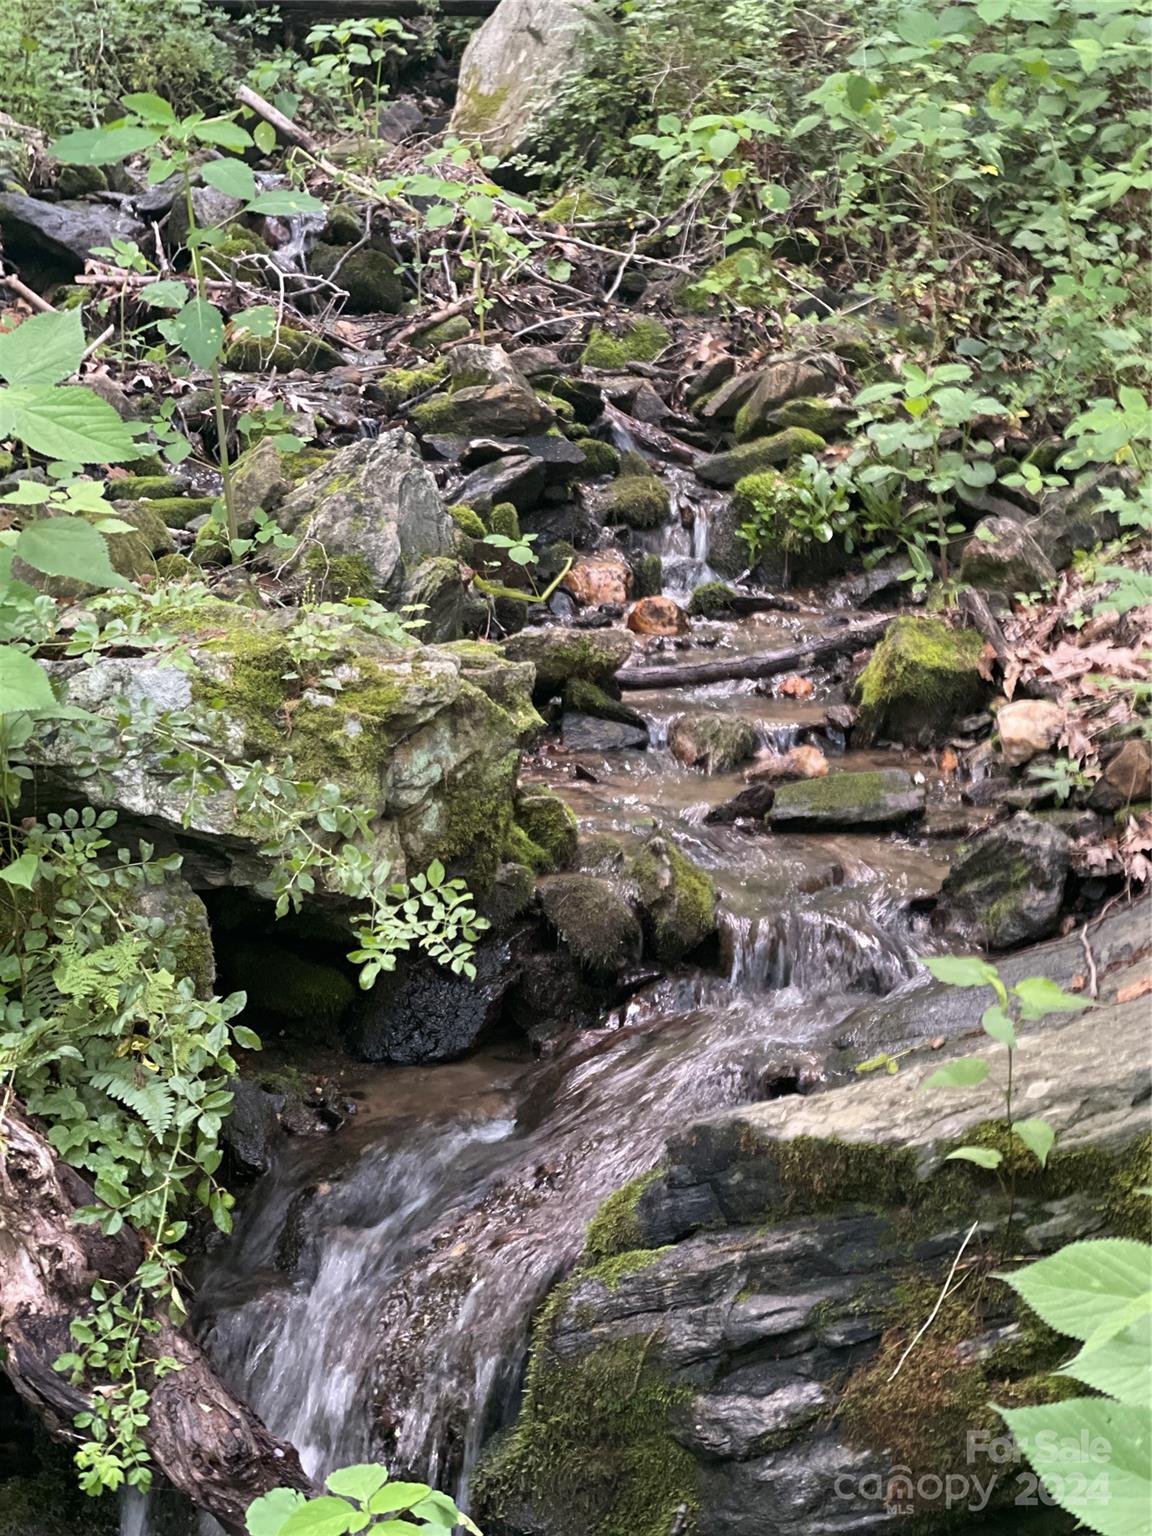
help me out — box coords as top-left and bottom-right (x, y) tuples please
(735, 458), (849, 581)
(246, 1461), (482, 1535)
(1025, 755), (1096, 805)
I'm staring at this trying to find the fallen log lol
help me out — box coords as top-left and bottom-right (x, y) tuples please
(616, 613), (894, 690)
(0, 1103), (314, 1534)
(235, 83), (321, 156)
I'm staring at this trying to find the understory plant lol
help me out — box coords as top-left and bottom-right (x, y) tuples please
(246, 1463), (481, 1535)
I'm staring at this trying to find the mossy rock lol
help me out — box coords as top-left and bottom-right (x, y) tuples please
(320, 203), (363, 245)
(310, 241), (404, 314)
(208, 230), (271, 283)
(688, 581), (738, 618)
(448, 502), (488, 539)
(370, 361), (447, 413)
(301, 546), (379, 602)
(18, 501), (172, 596)
(409, 383), (554, 437)
(696, 429), (826, 488)
(515, 790), (578, 872)
(224, 327), (344, 374)
(57, 163), (108, 197)
(577, 439), (621, 479)
(154, 552), (197, 581)
(602, 476), (670, 530)
(227, 943), (355, 1026)
(767, 768), (926, 829)
(581, 318), (670, 370)
(503, 626), (635, 696)
(107, 474), (189, 500)
(675, 247), (778, 313)
(489, 501), (521, 540)
(416, 314), (472, 349)
(855, 616), (988, 747)
(537, 873), (641, 973)
(761, 396), (854, 438)
(564, 678), (646, 729)
(632, 835), (717, 963)
(540, 188), (609, 223)
(630, 552), (663, 598)
(668, 713), (759, 773)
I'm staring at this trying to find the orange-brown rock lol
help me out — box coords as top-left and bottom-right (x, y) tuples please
(745, 744), (829, 783)
(626, 595), (689, 636)
(563, 555), (632, 607)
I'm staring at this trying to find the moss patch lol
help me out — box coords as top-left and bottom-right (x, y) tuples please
(632, 837), (717, 963)
(224, 327), (344, 374)
(310, 242), (403, 314)
(602, 476), (670, 530)
(448, 503), (487, 539)
(688, 581), (738, 618)
(855, 616), (987, 746)
(581, 318), (670, 370)
(301, 547), (377, 601)
(576, 438), (621, 479)
(228, 943), (354, 1025)
(585, 1169), (663, 1263)
(371, 361), (447, 413)
(538, 874), (641, 972)
(516, 790), (578, 871)
(696, 429), (826, 488)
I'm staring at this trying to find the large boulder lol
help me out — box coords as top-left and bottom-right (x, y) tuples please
(344, 942), (512, 1062)
(275, 432), (457, 602)
(503, 626), (634, 696)
(411, 383), (556, 437)
(854, 617), (987, 746)
(731, 357), (833, 441)
(767, 769), (925, 830)
(936, 812), (1072, 950)
(959, 516), (1056, 595)
(0, 192), (145, 269)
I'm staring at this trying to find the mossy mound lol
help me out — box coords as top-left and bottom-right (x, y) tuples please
(300, 546), (378, 601)
(630, 552), (663, 598)
(668, 713), (759, 773)
(688, 581), (738, 618)
(540, 188), (610, 223)
(310, 242), (404, 314)
(515, 790), (578, 871)
(107, 474), (188, 500)
(371, 361), (447, 413)
(224, 327), (344, 374)
(448, 503), (488, 539)
(581, 318), (670, 370)
(207, 230), (271, 283)
(576, 438), (621, 479)
(696, 429), (826, 488)
(564, 678), (646, 729)
(124, 494), (216, 531)
(602, 476), (670, 530)
(154, 552), (197, 581)
(538, 873), (641, 972)
(632, 836), (717, 963)
(855, 617), (987, 747)
(489, 501), (521, 539)
(761, 396), (854, 438)
(320, 203), (363, 245)
(675, 247), (778, 313)
(227, 943), (355, 1026)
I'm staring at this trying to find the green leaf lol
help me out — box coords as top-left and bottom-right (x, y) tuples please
(997, 1240), (1152, 1343)
(946, 1146), (1003, 1169)
(1059, 1315), (1152, 1405)
(254, 121), (277, 155)
(0, 851), (40, 889)
(0, 384), (141, 462)
(409, 1491), (464, 1529)
(995, 1398), (1151, 1536)
(922, 1058), (990, 1090)
(0, 309), (86, 387)
(192, 118), (254, 151)
(246, 190), (325, 216)
(0, 648), (58, 716)
(137, 280), (189, 311)
(1011, 976), (1093, 1020)
(276, 1498), (355, 1536)
(325, 1465), (389, 1504)
(120, 93), (176, 125)
(233, 1025), (261, 1050)
(49, 123), (163, 165)
(1013, 1118), (1056, 1168)
(165, 299), (225, 370)
(923, 954), (1001, 989)
(246, 1488), (308, 1536)
(845, 73), (872, 112)
(201, 159), (258, 202)
(980, 1004), (1017, 1046)
(15, 517), (128, 589)
(366, 1483), (435, 1515)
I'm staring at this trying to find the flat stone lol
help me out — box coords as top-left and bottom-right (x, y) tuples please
(561, 712), (649, 751)
(768, 769), (925, 830)
(1090, 739), (1152, 810)
(996, 699), (1065, 767)
(0, 192), (145, 268)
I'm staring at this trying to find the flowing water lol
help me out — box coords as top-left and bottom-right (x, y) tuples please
(126, 536), (958, 1536)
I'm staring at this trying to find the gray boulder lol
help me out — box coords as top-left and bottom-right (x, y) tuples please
(344, 942), (513, 1062)
(0, 192), (145, 268)
(958, 515), (1056, 595)
(503, 626), (634, 695)
(277, 432), (456, 601)
(768, 768), (925, 829)
(937, 812), (1071, 950)
(1034, 465), (1133, 567)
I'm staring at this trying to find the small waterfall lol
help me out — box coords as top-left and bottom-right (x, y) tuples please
(721, 900), (918, 996)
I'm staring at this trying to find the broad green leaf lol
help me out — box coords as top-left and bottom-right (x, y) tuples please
(409, 1491), (465, 1529)
(946, 1146), (1003, 1169)
(0, 480), (52, 504)
(1060, 1315), (1152, 1405)
(0, 384), (141, 462)
(1013, 1118), (1056, 1168)
(245, 1487), (307, 1536)
(980, 1004), (1017, 1046)
(192, 118), (254, 151)
(202, 158), (258, 202)
(367, 1482), (434, 1515)
(15, 516), (128, 589)
(996, 1240), (1152, 1343)
(246, 190), (324, 216)
(0, 648), (58, 716)
(0, 309), (86, 387)
(254, 121), (277, 155)
(120, 93), (176, 125)
(325, 1465), (389, 1504)
(275, 1495), (355, 1535)
(50, 123), (163, 164)
(923, 954), (1001, 989)
(165, 300), (225, 370)
(137, 279), (189, 311)
(845, 73), (872, 112)
(922, 1057), (990, 1090)
(0, 851), (40, 889)
(232, 306), (277, 339)
(1011, 976), (1093, 1020)
(995, 1398), (1151, 1536)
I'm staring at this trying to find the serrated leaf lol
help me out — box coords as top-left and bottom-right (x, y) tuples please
(1013, 1118), (1056, 1168)
(923, 954), (1001, 989)
(276, 1497), (354, 1536)
(0, 384), (141, 462)
(1011, 976), (1093, 1020)
(0, 649), (59, 716)
(164, 299), (225, 370)
(202, 158), (258, 202)
(15, 517), (128, 589)
(1059, 1314), (1152, 1405)
(325, 1465), (388, 1504)
(192, 119), (254, 151)
(995, 1397), (1151, 1536)
(981, 1004), (1017, 1046)
(246, 190), (325, 216)
(121, 93), (176, 125)
(137, 279), (189, 311)
(922, 1057), (990, 1090)
(246, 1488), (308, 1536)
(996, 1240), (1152, 1343)
(0, 309), (86, 387)
(946, 1146), (1003, 1169)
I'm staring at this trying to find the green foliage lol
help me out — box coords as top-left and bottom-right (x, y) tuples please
(734, 456), (850, 577)
(245, 1463), (481, 1535)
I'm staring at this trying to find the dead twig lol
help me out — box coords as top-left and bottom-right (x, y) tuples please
(1079, 923), (1099, 999)
(1, 273), (55, 313)
(888, 1220), (981, 1383)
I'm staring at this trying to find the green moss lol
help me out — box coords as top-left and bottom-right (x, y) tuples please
(488, 501), (521, 540)
(541, 188), (610, 223)
(108, 474), (189, 500)
(688, 581), (738, 618)
(603, 476), (670, 529)
(538, 874), (641, 971)
(585, 1169), (662, 1262)
(301, 546), (377, 601)
(320, 203), (363, 245)
(483, 860), (536, 927)
(451, 81), (512, 136)
(771, 769), (905, 815)
(577, 439), (622, 479)
(448, 503), (488, 539)
(416, 314), (471, 349)
(564, 678), (646, 728)
(227, 943), (354, 1025)
(696, 429), (826, 488)
(310, 242), (403, 314)
(435, 683), (521, 889)
(224, 326), (344, 374)
(617, 449), (652, 478)
(632, 837), (717, 963)
(371, 361), (447, 413)
(139, 494), (215, 530)
(631, 553), (663, 598)
(855, 616), (987, 746)
(154, 552), (196, 581)
(408, 391), (477, 435)
(504, 821), (552, 872)
(581, 318), (670, 370)
(58, 162), (108, 197)
(209, 230), (271, 283)
(516, 790), (578, 871)
(760, 396), (853, 438)
(675, 247), (778, 313)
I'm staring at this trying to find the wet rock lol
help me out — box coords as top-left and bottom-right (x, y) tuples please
(996, 699), (1065, 767)
(855, 617), (987, 746)
(222, 1079), (285, 1177)
(705, 782), (776, 824)
(674, 1382), (829, 1460)
(695, 429), (826, 488)
(309, 243), (404, 314)
(959, 516), (1056, 595)
(515, 789), (579, 871)
(537, 873), (641, 973)
(456, 454), (549, 514)
(1034, 465), (1133, 568)
(0, 191), (145, 268)
(937, 812), (1071, 950)
(830, 557), (911, 610)
(626, 596), (688, 636)
(451, 0), (611, 160)
(563, 554), (632, 608)
(732, 359), (831, 440)
(411, 382), (556, 437)
(746, 745), (828, 783)
(275, 432), (456, 601)
(767, 769), (925, 830)
(669, 714), (759, 773)
(345, 942), (512, 1062)
(632, 836), (717, 963)
(1089, 739), (1152, 811)
(601, 475), (670, 529)
(563, 678), (646, 729)
(561, 713), (649, 751)
(503, 626), (634, 695)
